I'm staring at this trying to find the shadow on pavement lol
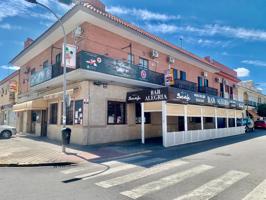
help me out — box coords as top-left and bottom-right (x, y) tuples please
(21, 130), (266, 168)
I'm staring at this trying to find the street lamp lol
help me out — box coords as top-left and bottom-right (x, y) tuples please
(25, 0), (68, 153)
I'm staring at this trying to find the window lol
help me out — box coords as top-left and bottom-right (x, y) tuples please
(135, 103), (151, 124)
(204, 117), (215, 129)
(188, 117), (201, 130)
(127, 53), (134, 64)
(198, 76), (203, 87)
(180, 71), (186, 80)
(43, 60), (49, 68)
(50, 103), (58, 124)
(172, 68), (178, 80)
(61, 101), (74, 125)
(217, 118), (227, 128)
(204, 79), (209, 87)
(229, 118), (235, 127)
(55, 53), (61, 64)
(31, 68), (36, 75)
(107, 101), (126, 125)
(139, 57), (149, 68)
(225, 85), (229, 93)
(74, 100), (83, 125)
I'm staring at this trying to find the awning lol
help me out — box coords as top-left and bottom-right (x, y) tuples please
(13, 99), (48, 112)
(247, 109), (261, 119)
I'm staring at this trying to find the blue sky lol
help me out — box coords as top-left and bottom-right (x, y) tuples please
(1, 0), (266, 92)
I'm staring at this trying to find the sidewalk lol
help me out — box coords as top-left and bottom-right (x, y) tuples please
(0, 134), (163, 166)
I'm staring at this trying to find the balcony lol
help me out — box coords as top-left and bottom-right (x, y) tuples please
(198, 86), (218, 96)
(77, 51), (164, 85)
(244, 100), (258, 107)
(30, 51), (165, 87)
(173, 79), (197, 92)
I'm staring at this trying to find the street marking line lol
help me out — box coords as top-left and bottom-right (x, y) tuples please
(242, 180), (266, 200)
(121, 164), (214, 199)
(60, 155), (147, 174)
(77, 158), (165, 180)
(96, 159), (189, 188)
(174, 170), (249, 200)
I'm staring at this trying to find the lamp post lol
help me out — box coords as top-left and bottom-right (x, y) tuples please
(25, 0), (67, 153)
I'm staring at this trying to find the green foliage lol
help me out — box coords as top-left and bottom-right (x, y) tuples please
(257, 104), (266, 117)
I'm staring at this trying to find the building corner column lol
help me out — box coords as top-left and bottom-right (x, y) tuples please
(215, 107), (218, 129)
(200, 107), (204, 130)
(141, 102), (145, 144)
(184, 105), (188, 131)
(162, 101), (167, 147)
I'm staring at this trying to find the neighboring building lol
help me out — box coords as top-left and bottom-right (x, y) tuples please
(10, 0), (245, 147)
(0, 71), (19, 127)
(237, 80), (266, 120)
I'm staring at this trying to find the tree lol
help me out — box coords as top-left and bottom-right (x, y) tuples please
(257, 104), (266, 117)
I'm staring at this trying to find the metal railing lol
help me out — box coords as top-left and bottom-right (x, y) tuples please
(30, 51), (165, 87)
(198, 86), (218, 96)
(173, 79), (197, 92)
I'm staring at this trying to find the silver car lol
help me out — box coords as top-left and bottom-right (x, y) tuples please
(0, 125), (17, 139)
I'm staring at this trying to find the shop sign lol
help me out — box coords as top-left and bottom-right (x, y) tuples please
(127, 87), (244, 109)
(165, 69), (175, 86)
(9, 81), (17, 93)
(62, 44), (77, 69)
(127, 88), (168, 103)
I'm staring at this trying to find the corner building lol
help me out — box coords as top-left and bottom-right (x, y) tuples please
(10, 0), (245, 147)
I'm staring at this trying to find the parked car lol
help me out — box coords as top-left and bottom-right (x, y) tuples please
(237, 118), (255, 132)
(0, 125), (17, 139)
(255, 120), (266, 129)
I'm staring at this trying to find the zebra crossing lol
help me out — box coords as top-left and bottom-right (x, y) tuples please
(60, 155), (266, 200)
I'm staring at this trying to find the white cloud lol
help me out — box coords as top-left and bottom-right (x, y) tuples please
(145, 23), (178, 34)
(1, 65), (20, 71)
(107, 6), (180, 21)
(234, 67), (250, 77)
(173, 24), (266, 42)
(241, 60), (266, 67)
(0, 0), (73, 22)
(0, 23), (22, 30)
(185, 37), (232, 48)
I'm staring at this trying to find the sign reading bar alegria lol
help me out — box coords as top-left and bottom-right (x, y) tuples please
(127, 88), (168, 103)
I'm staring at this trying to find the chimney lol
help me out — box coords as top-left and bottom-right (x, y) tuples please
(80, 0), (105, 11)
(24, 38), (34, 49)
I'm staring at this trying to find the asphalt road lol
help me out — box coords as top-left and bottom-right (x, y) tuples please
(1, 130), (266, 200)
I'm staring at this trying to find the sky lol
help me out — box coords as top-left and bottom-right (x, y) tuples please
(1, 0), (266, 92)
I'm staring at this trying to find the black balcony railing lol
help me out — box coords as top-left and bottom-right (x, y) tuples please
(244, 100), (258, 107)
(77, 51), (164, 85)
(198, 86), (218, 96)
(173, 79), (197, 92)
(30, 51), (165, 87)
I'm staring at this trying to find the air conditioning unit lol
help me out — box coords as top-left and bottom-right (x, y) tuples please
(215, 77), (223, 83)
(223, 80), (228, 85)
(168, 56), (175, 64)
(151, 50), (159, 58)
(201, 72), (208, 77)
(73, 26), (83, 37)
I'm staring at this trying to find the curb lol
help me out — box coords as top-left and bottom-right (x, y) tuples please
(0, 162), (75, 168)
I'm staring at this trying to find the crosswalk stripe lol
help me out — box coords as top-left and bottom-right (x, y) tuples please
(61, 155), (147, 175)
(96, 159), (189, 188)
(121, 164), (214, 199)
(77, 157), (165, 180)
(175, 170), (249, 200)
(242, 180), (266, 200)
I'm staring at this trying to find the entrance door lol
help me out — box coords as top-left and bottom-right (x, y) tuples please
(41, 110), (48, 137)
